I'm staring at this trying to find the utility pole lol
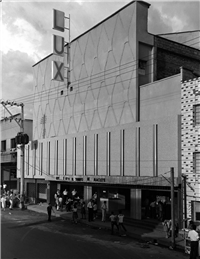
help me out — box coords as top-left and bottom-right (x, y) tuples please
(183, 175), (187, 228)
(170, 167), (175, 249)
(20, 103), (25, 209)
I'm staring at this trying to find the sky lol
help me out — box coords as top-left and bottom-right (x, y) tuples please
(1, 0), (200, 119)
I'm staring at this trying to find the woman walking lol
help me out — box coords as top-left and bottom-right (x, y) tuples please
(101, 201), (107, 222)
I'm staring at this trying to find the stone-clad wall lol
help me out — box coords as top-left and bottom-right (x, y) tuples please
(181, 77), (200, 219)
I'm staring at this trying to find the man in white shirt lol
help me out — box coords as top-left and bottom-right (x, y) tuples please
(188, 224), (199, 259)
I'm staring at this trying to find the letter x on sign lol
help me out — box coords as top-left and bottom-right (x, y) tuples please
(52, 61), (64, 81)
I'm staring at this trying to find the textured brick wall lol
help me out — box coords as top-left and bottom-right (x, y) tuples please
(181, 77), (200, 219)
(155, 36), (200, 81)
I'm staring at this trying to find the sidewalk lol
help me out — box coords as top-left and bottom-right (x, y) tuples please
(27, 203), (185, 253)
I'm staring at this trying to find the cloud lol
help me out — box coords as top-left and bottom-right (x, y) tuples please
(2, 0), (199, 120)
(148, 6), (173, 34)
(148, 1), (200, 33)
(2, 50), (35, 118)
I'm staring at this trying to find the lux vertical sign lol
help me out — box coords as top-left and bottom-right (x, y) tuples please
(52, 9), (65, 82)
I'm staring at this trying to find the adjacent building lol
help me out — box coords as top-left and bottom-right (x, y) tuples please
(181, 78), (200, 221)
(1, 114), (32, 192)
(18, 0), (200, 222)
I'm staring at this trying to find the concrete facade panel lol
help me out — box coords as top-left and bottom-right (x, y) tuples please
(98, 132), (107, 176)
(110, 130), (120, 176)
(140, 124), (153, 176)
(76, 136), (83, 176)
(87, 134), (94, 176)
(67, 138), (73, 176)
(57, 139), (64, 176)
(124, 127), (135, 176)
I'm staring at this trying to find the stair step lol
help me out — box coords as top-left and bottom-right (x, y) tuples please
(124, 218), (164, 231)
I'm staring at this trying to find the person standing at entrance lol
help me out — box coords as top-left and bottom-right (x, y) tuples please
(188, 224), (199, 259)
(87, 199), (93, 222)
(101, 201), (107, 222)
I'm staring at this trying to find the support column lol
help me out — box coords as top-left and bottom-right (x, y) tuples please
(130, 189), (141, 219)
(84, 186), (92, 203)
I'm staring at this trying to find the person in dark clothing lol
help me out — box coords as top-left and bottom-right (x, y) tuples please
(109, 211), (119, 235)
(81, 201), (86, 219)
(47, 203), (54, 221)
(87, 199), (94, 222)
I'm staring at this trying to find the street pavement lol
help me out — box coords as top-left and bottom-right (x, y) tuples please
(1, 209), (187, 259)
(27, 203), (185, 253)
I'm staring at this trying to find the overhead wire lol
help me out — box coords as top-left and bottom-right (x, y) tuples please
(1, 35), (200, 109)
(1, 36), (200, 121)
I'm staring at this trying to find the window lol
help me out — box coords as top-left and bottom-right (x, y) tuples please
(138, 59), (147, 75)
(10, 138), (16, 149)
(194, 152), (200, 174)
(194, 104), (200, 126)
(1, 140), (6, 151)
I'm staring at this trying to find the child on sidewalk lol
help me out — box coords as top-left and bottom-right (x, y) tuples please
(109, 211), (119, 235)
(118, 210), (127, 236)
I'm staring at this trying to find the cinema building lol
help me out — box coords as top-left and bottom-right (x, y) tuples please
(19, 0), (200, 222)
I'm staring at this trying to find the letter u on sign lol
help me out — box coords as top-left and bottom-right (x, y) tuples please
(53, 35), (64, 56)
(52, 61), (64, 81)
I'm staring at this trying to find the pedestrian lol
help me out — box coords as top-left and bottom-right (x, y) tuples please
(118, 210), (127, 236)
(167, 219), (172, 238)
(66, 198), (71, 212)
(101, 201), (107, 222)
(9, 190), (14, 210)
(72, 189), (77, 200)
(81, 201), (86, 219)
(93, 192), (97, 201)
(155, 201), (159, 219)
(72, 202), (78, 224)
(158, 200), (163, 221)
(1, 194), (6, 211)
(54, 190), (60, 210)
(93, 201), (97, 220)
(109, 211), (119, 235)
(163, 220), (170, 238)
(87, 199), (93, 222)
(62, 189), (68, 209)
(150, 201), (156, 219)
(188, 224), (199, 259)
(59, 196), (63, 211)
(47, 203), (54, 221)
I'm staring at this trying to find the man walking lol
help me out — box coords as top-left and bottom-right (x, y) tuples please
(47, 203), (54, 222)
(109, 211), (119, 235)
(188, 224), (199, 259)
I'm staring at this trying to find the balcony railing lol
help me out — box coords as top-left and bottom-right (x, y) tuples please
(1, 150), (17, 163)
